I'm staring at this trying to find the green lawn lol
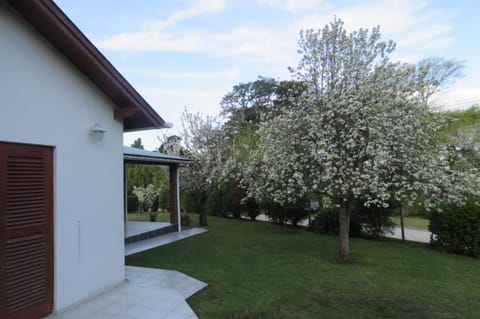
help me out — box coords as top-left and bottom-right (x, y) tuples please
(392, 216), (430, 231)
(126, 217), (480, 319)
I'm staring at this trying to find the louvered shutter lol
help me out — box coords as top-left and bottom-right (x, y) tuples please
(0, 142), (54, 319)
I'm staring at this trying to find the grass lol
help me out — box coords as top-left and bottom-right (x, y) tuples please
(392, 216), (430, 231)
(126, 216), (480, 319)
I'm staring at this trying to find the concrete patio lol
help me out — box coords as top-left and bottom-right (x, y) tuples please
(48, 266), (207, 319)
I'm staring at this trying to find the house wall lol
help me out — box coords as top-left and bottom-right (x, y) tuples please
(0, 3), (125, 312)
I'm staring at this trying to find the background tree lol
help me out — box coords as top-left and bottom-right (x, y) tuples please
(131, 137), (144, 149)
(413, 57), (464, 106)
(132, 184), (161, 220)
(126, 138), (167, 212)
(168, 111), (227, 226)
(221, 76), (307, 135)
(442, 106), (480, 168)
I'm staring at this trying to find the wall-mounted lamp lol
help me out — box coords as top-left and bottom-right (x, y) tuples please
(91, 123), (107, 141)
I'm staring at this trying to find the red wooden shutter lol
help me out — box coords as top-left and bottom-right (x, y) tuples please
(0, 142), (54, 319)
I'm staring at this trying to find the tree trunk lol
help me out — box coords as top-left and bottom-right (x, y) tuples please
(198, 193), (208, 227)
(192, 192), (208, 227)
(400, 204), (405, 243)
(338, 202), (351, 263)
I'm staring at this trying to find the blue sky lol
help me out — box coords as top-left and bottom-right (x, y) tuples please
(56, 0), (480, 150)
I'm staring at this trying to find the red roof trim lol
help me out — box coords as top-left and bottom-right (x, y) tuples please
(6, 0), (165, 131)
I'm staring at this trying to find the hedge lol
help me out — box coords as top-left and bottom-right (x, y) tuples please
(429, 198), (480, 257)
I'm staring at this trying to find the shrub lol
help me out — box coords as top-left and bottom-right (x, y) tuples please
(181, 214), (191, 227)
(309, 201), (394, 239)
(242, 197), (261, 221)
(231, 183), (260, 221)
(429, 198), (480, 257)
(127, 195), (138, 213)
(353, 199), (396, 239)
(181, 191), (197, 213)
(158, 188), (170, 211)
(309, 207), (362, 237)
(309, 207), (340, 235)
(263, 199), (309, 226)
(205, 182), (233, 217)
(149, 212), (158, 222)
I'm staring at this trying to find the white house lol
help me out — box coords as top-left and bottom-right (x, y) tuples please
(0, 1), (170, 318)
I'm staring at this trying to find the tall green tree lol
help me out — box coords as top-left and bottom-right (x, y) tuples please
(131, 137), (144, 149)
(221, 76), (307, 135)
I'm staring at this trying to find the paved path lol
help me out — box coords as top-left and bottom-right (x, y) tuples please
(388, 227), (431, 243)
(254, 214), (431, 243)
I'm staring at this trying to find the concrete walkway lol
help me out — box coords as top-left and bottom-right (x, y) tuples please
(254, 214), (432, 243)
(388, 227), (431, 243)
(49, 266), (207, 319)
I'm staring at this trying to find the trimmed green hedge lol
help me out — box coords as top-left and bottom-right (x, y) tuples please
(429, 198), (480, 257)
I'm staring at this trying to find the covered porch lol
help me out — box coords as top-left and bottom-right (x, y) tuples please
(123, 146), (191, 236)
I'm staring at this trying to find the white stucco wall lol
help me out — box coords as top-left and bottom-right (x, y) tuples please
(0, 3), (125, 312)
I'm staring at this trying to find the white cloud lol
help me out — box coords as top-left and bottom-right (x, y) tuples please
(397, 24), (451, 47)
(144, 0), (225, 30)
(295, 0), (452, 51)
(120, 67), (240, 80)
(97, 26), (295, 62)
(420, 37), (453, 50)
(257, 0), (327, 12)
(98, 0), (453, 69)
(123, 86), (229, 150)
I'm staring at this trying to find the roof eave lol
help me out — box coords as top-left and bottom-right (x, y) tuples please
(6, 0), (165, 132)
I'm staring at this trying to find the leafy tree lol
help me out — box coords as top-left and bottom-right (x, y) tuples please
(158, 135), (186, 156)
(131, 137), (144, 149)
(442, 106), (480, 168)
(243, 19), (474, 262)
(221, 76), (307, 134)
(413, 57), (464, 106)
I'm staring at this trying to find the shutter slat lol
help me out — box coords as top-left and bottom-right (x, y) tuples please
(1, 142), (54, 318)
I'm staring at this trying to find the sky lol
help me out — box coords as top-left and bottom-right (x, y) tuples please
(55, 0), (480, 151)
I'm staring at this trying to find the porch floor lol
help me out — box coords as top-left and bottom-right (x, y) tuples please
(125, 221), (172, 238)
(48, 266), (207, 319)
(125, 228), (208, 256)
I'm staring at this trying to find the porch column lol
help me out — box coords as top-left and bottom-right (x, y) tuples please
(124, 162), (128, 235)
(169, 164), (179, 229)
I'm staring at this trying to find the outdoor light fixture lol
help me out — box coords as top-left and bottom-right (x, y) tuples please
(91, 123), (107, 141)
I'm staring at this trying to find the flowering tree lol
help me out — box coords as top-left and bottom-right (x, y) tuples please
(243, 19), (476, 262)
(132, 184), (161, 220)
(160, 111), (227, 226)
(181, 111), (228, 226)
